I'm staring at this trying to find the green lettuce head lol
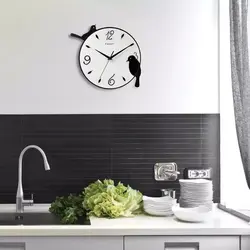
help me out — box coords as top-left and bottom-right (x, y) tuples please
(83, 179), (143, 218)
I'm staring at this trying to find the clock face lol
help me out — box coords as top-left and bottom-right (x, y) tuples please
(79, 27), (141, 89)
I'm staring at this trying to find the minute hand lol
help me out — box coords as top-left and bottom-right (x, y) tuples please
(110, 43), (134, 59)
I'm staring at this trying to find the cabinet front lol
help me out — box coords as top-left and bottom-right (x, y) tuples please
(0, 237), (123, 250)
(0, 243), (25, 250)
(125, 236), (240, 250)
(241, 236), (250, 250)
(26, 236), (123, 250)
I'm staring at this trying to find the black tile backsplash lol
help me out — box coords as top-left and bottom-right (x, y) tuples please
(0, 114), (220, 203)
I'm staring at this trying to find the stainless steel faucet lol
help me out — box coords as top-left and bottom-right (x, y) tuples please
(16, 145), (50, 213)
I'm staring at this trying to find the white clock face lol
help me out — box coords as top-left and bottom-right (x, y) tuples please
(79, 27), (141, 89)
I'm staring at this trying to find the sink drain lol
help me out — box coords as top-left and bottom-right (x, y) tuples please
(15, 215), (23, 221)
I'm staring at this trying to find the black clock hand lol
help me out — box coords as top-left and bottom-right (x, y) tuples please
(110, 43), (134, 59)
(95, 49), (112, 60)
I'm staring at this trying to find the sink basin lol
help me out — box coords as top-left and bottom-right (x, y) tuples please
(0, 213), (90, 225)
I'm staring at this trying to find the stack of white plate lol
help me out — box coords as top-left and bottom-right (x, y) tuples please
(179, 179), (213, 210)
(143, 196), (176, 216)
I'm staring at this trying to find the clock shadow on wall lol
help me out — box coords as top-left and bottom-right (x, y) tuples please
(69, 25), (142, 89)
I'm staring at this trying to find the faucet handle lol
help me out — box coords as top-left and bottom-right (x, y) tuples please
(31, 193), (34, 202)
(23, 193), (34, 207)
(161, 189), (176, 199)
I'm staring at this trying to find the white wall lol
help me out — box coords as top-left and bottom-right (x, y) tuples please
(0, 0), (219, 114)
(220, 0), (250, 209)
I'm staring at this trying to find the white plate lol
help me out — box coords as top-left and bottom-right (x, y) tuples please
(143, 197), (176, 205)
(179, 203), (213, 211)
(144, 204), (172, 210)
(179, 179), (212, 184)
(144, 209), (173, 214)
(143, 196), (174, 202)
(144, 204), (173, 210)
(144, 200), (173, 204)
(181, 189), (212, 193)
(143, 200), (176, 210)
(181, 188), (213, 192)
(144, 208), (174, 216)
(144, 199), (176, 204)
(181, 201), (213, 204)
(181, 197), (213, 201)
(181, 193), (213, 196)
(181, 194), (213, 197)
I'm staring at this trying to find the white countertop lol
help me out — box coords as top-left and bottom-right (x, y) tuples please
(0, 204), (249, 236)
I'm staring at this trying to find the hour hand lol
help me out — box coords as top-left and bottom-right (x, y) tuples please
(95, 49), (112, 60)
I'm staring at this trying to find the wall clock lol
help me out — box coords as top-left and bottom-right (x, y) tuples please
(70, 26), (141, 89)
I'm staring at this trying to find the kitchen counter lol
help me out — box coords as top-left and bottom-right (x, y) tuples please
(0, 204), (249, 236)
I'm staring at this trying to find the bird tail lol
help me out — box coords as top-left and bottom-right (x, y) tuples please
(135, 76), (140, 88)
(70, 33), (85, 40)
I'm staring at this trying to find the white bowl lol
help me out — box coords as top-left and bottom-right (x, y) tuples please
(172, 204), (212, 222)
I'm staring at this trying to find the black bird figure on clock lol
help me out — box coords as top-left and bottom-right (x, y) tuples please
(127, 55), (141, 88)
(70, 25), (141, 89)
(70, 25), (97, 41)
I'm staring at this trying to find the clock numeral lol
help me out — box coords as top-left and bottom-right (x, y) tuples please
(122, 77), (126, 82)
(83, 55), (91, 65)
(108, 74), (115, 86)
(134, 52), (138, 60)
(106, 30), (114, 40)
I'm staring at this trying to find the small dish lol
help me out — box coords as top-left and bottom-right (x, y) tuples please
(172, 204), (212, 222)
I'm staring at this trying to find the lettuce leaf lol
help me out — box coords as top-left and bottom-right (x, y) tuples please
(49, 193), (86, 224)
(83, 179), (143, 218)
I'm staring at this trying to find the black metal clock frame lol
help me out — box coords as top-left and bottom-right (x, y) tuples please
(77, 26), (142, 90)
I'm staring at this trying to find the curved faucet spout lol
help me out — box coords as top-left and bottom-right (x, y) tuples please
(16, 145), (51, 213)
